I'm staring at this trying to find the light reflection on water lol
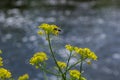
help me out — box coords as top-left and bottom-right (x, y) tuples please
(0, 1), (120, 80)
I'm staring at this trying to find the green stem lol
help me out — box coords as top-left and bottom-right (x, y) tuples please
(47, 34), (66, 80)
(79, 57), (83, 80)
(38, 64), (60, 76)
(64, 51), (72, 78)
(43, 71), (47, 80)
(80, 58), (83, 73)
(66, 52), (72, 69)
(43, 63), (48, 80)
(66, 59), (82, 71)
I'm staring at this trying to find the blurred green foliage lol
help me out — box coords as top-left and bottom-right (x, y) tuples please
(0, 0), (120, 9)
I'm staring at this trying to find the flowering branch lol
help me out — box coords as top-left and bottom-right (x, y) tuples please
(29, 23), (98, 80)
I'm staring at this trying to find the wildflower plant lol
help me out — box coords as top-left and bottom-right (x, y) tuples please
(18, 74), (29, 80)
(29, 23), (98, 80)
(0, 50), (29, 80)
(0, 50), (12, 80)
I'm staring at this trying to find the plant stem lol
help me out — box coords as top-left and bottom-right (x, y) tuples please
(43, 70), (47, 80)
(66, 52), (72, 69)
(79, 57), (83, 80)
(38, 64), (60, 76)
(80, 59), (83, 73)
(64, 51), (72, 78)
(66, 59), (81, 71)
(43, 63), (48, 80)
(47, 34), (66, 80)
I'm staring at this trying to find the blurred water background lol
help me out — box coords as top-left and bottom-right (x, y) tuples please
(0, 0), (120, 80)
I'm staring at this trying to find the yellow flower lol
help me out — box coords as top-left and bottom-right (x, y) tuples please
(0, 68), (11, 79)
(29, 52), (48, 67)
(18, 74), (29, 80)
(37, 30), (44, 35)
(74, 47), (83, 55)
(65, 44), (98, 60)
(87, 52), (97, 60)
(69, 69), (81, 79)
(86, 60), (91, 65)
(74, 47), (98, 60)
(0, 57), (3, 66)
(38, 23), (61, 35)
(83, 48), (91, 54)
(80, 77), (87, 80)
(65, 44), (74, 51)
(57, 61), (66, 69)
(0, 50), (2, 54)
(38, 23), (49, 30)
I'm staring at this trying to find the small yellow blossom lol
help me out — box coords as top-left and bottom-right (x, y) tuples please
(57, 61), (66, 69)
(38, 23), (61, 35)
(29, 52), (48, 67)
(80, 77), (87, 80)
(0, 50), (2, 54)
(74, 47), (97, 60)
(87, 52), (97, 60)
(0, 68), (11, 79)
(69, 69), (81, 79)
(37, 30), (44, 35)
(86, 60), (91, 65)
(18, 74), (29, 80)
(74, 47), (83, 55)
(65, 44), (74, 51)
(0, 57), (3, 66)
(83, 48), (91, 54)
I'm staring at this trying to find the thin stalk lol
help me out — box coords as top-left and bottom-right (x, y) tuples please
(66, 51), (72, 69)
(43, 63), (48, 80)
(47, 34), (66, 80)
(64, 51), (72, 78)
(80, 59), (83, 73)
(66, 59), (82, 71)
(38, 64), (60, 76)
(43, 70), (47, 80)
(79, 57), (83, 80)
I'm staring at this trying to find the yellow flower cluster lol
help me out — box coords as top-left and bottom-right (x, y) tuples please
(57, 61), (66, 69)
(0, 68), (11, 79)
(65, 44), (98, 60)
(18, 74), (29, 80)
(38, 23), (61, 35)
(0, 57), (3, 66)
(74, 47), (97, 60)
(29, 52), (48, 67)
(69, 69), (81, 79)
(65, 44), (74, 51)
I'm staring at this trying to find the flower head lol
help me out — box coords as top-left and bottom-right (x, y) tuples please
(0, 57), (3, 66)
(57, 61), (66, 69)
(18, 74), (29, 80)
(87, 52), (97, 60)
(74, 47), (83, 55)
(65, 44), (98, 61)
(29, 52), (48, 68)
(37, 30), (43, 35)
(0, 68), (11, 79)
(86, 60), (91, 65)
(38, 23), (61, 35)
(69, 69), (81, 79)
(65, 44), (74, 51)
(74, 47), (97, 60)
